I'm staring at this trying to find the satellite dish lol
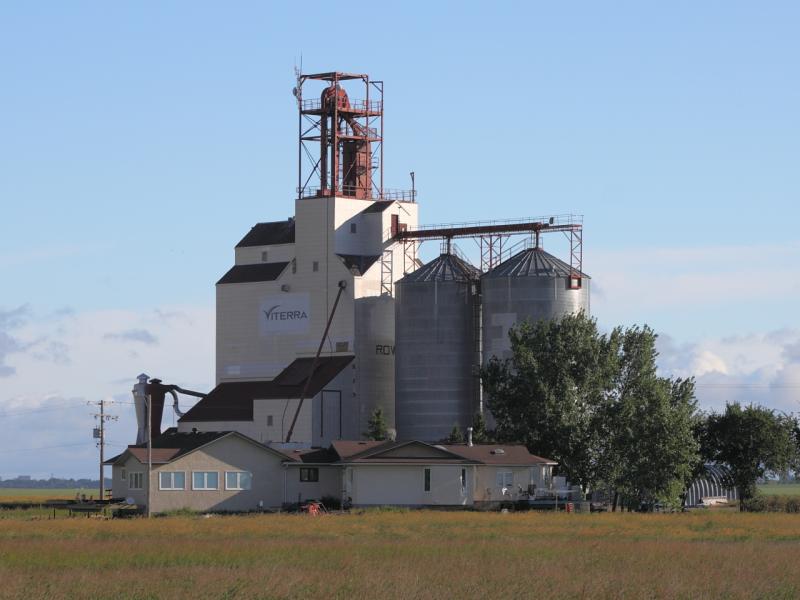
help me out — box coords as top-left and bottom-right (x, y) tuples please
(125, 497), (135, 505)
(292, 87), (298, 98)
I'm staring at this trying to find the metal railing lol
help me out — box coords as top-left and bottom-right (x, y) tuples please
(341, 122), (379, 139)
(298, 186), (416, 202)
(411, 213), (583, 232)
(300, 98), (383, 113)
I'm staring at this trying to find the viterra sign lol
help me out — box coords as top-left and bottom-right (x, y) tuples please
(260, 294), (310, 335)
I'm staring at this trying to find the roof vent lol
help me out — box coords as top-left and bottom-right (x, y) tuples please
(491, 448), (505, 455)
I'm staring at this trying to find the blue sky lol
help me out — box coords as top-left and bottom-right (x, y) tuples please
(1, 2), (799, 477)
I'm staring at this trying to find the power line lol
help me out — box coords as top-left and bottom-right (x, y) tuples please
(0, 401), (89, 418)
(0, 442), (90, 453)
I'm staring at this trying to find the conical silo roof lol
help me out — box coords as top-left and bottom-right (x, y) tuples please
(484, 248), (590, 279)
(400, 253), (480, 283)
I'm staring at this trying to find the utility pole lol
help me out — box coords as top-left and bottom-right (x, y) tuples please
(147, 391), (152, 518)
(90, 399), (118, 501)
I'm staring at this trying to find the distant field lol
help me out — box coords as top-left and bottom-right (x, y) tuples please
(0, 489), (86, 503)
(1, 510), (800, 599)
(758, 483), (800, 496)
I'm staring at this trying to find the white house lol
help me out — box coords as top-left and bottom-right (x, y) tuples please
(106, 430), (556, 513)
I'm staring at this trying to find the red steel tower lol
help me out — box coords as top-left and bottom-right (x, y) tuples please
(295, 72), (383, 200)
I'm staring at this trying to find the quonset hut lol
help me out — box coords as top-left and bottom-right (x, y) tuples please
(684, 464), (738, 507)
(395, 253), (481, 441)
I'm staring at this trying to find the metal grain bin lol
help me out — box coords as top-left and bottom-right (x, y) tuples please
(354, 295), (396, 435)
(481, 248), (590, 364)
(395, 254), (481, 442)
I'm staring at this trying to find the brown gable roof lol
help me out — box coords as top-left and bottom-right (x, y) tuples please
(217, 262), (289, 285)
(281, 446), (340, 464)
(441, 444), (556, 465)
(179, 355), (354, 423)
(105, 429), (292, 466)
(104, 429), (230, 465)
(280, 441), (556, 466)
(331, 440), (477, 463)
(330, 440), (390, 460)
(236, 220), (295, 248)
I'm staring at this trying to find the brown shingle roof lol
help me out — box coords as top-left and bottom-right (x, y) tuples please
(236, 220), (295, 248)
(331, 440), (475, 464)
(104, 429), (231, 465)
(326, 441), (555, 465)
(105, 429), (293, 466)
(216, 262), (289, 285)
(441, 444), (556, 465)
(282, 447), (340, 464)
(179, 355), (354, 423)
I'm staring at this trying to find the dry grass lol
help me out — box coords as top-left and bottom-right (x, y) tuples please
(1, 510), (800, 599)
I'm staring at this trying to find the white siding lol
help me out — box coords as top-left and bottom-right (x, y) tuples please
(347, 464), (471, 507)
(113, 435), (287, 513)
(283, 465), (343, 505)
(235, 243), (295, 266)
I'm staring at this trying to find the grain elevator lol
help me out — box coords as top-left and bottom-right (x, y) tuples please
(137, 71), (591, 448)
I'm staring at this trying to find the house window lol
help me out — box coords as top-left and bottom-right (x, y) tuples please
(461, 468), (467, 494)
(350, 223), (357, 234)
(129, 472), (143, 490)
(312, 261), (319, 272)
(496, 471), (513, 488)
(424, 468), (431, 492)
(261, 250), (268, 262)
(159, 471), (185, 491)
(192, 471), (219, 490)
(120, 468), (126, 481)
(267, 415), (274, 427)
(300, 468), (319, 482)
(225, 471), (252, 491)
(291, 258), (296, 274)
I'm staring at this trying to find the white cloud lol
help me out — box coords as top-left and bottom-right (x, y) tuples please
(103, 328), (159, 345)
(591, 241), (800, 335)
(0, 305), (214, 478)
(657, 328), (800, 414)
(0, 305), (32, 377)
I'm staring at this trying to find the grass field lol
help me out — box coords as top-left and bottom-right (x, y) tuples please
(758, 483), (800, 496)
(1, 510), (800, 599)
(0, 488), (87, 503)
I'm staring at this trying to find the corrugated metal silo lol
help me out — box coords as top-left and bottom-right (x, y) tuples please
(354, 295), (396, 435)
(481, 247), (591, 364)
(395, 253), (481, 442)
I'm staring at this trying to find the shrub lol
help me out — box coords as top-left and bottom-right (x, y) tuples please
(742, 495), (767, 512)
(320, 495), (341, 510)
(765, 495), (784, 512)
(784, 497), (800, 513)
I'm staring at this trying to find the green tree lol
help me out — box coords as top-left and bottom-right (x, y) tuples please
(447, 424), (464, 443)
(604, 327), (699, 509)
(471, 412), (491, 443)
(699, 403), (797, 510)
(482, 312), (613, 491)
(482, 313), (700, 507)
(365, 407), (389, 441)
